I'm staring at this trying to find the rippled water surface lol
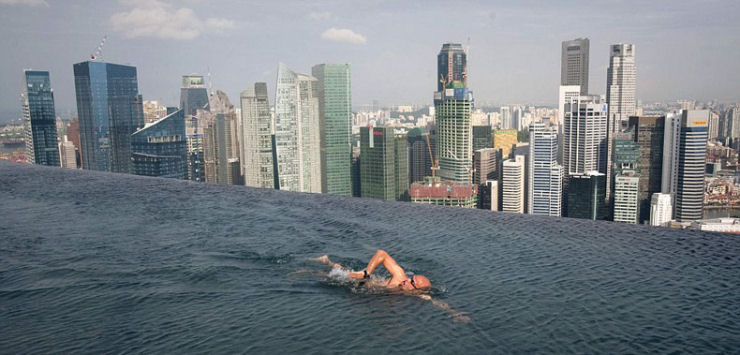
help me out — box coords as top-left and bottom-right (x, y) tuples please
(1, 162), (739, 353)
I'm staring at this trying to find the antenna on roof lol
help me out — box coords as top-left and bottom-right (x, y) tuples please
(90, 35), (108, 61)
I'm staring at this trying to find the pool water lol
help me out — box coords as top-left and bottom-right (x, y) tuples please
(0, 162), (738, 353)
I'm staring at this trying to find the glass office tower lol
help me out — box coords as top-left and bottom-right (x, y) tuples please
(22, 70), (59, 166)
(130, 109), (187, 179)
(74, 61), (144, 173)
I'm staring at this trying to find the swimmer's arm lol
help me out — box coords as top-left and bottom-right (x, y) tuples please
(416, 295), (471, 323)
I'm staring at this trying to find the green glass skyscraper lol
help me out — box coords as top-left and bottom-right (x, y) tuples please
(312, 64), (352, 196)
(360, 126), (408, 201)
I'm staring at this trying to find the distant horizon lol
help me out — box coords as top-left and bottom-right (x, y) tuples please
(1, 0), (739, 123)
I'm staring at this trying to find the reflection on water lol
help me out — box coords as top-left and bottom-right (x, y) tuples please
(1, 162), (739, 353)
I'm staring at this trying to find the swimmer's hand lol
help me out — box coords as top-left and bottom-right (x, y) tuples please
(417, 294), (432, 301)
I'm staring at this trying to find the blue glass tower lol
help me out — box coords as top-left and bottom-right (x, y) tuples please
(22, 70), (60, 166)
(130, 109), (187, 179)
(74, 61), (144, 173)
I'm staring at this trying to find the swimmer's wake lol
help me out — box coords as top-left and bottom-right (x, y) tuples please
(312, 250), (471, 323)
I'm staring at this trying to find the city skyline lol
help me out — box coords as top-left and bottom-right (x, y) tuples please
(1, 0), (739, 123)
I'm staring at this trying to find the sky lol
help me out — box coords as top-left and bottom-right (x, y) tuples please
(0, 0), (738, 123)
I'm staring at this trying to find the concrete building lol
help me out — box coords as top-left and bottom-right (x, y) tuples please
(202, 91), (240, 185)
(563, 95), (608, 177)
(689, 218), (740, 234)
(613, 171), (640, 224)
(502, 155), (525, 213)
(649, 193), (673, 226)
(312, 63), (352, 196)
(58, 135), (76, 168)
(22, 70), (60, 166)
(473, 148), (499, 185)
(240, 82), (274, 189)
(561, 38), (589, 95)
(410, 177), (478, 208)
(528, 122), (562, 217)
(435, 63), (473, 184)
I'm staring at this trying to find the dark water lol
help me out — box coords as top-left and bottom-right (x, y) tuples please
(1, 162), (739, 354)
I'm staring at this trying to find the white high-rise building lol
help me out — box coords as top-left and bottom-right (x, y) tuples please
(528, 122), (562, 216)
(502, 155), (525, 213)
(558, 85), (581, 128)
(274, 63), (321, 193)
(563, 95), (608, 177)
(486, 180), (499, 211)
(240, 82), (274, 189)
(650, 193), (673, 226)
(606, 44), (637, 201)
(613, 171), (640, 223)
(58, 135), (76, 169)
(500, 106), (512, 130)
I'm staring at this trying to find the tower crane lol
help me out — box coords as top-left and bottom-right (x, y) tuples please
(90, 35), (107, 61)
(425, 133), (439, 181)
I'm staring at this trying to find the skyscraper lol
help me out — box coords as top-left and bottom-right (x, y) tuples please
(240, 82), (274, 189)
(663, 110), (709, 222)
(74, 61), (144, 173)
(473, 148), (499, 185)
(650, 193), (673, 226)
(629, 115), (665, 223)
(202, 91), (240, 185)
(563, 95), (608, 176)
(130, 109), (187, 179)
(567, 172), (606, 220)
(435, 43), (473, 184)
(502, 155), (525, 213)
(180, 75), (209, 182)
(274, 63), (321, 193)
(612, 171), (640, 223)
(58, 135), (76, 168)
(407, 128), (433, 183)
(500, 106), (512, 129)
(22, 70), (59, 166)
(437, 43), (466, 91)
(472, 125), (493, 151)
(436, 89), (473, 183)
(605, 44), (637, 201)
(360, 126), (407, 201)
(312, 64), (352, 196)
(561, 38), (589, 95)
(528, 122), (562, 217)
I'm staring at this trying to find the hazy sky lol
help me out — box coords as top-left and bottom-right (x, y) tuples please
(0, 0), (738, 122)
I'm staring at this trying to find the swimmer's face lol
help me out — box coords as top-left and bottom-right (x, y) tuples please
(412, 275), (432, 291)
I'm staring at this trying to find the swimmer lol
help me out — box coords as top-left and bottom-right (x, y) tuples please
(316, 249), (430, 292)
(314, 250), (470, 322)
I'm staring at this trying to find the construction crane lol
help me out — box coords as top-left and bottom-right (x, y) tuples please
(425, 134), (439, 180)
(90, 35), (107, 61)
